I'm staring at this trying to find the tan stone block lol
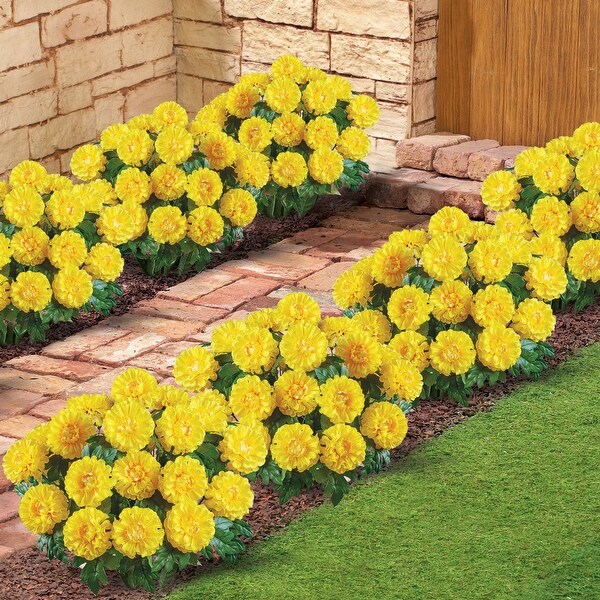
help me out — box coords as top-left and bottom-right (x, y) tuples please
(124, 75), (176, 119)
(173, 0), (222, 23)
(375, 82), (410, 104)
(13, 0), (79, 21)
(346, 76), (375, 95)
(91, 63), (154, 97)
(0, 129), (30, 175)
(243, 22), (329, 70)
(415, 0), (439, 20)
(467, 145), (529, 181)
(298, 262), (355, 293)
(29, 108), (97, 159)
(80, 333), (168, 366)
(154, 55), (177, 78)
(177, 74), (203, 114)
(415, 17), (438, 42)
(94, 91), (125, 134)
(366, 168), (437, 209)
(331, 34), (410, 83)
(225, 0), (312, 26)
(0, 61), (55, 104)
(366, 137), (399, 174)
(39, 155), (61, 174)
(396, 133), (470, 170)
(175, 20), (241, 53)
(0, 415), (47, 439)
(443, 180), (484, 219)
(0, 368), (75, 395)
(101, 314), (203, 340)
(411, 119), (436, 137)
(241, 60), (269, 75)
(414, 39), (438, 83)
(132, 298), (227, 323)
(42, 324), (131, 359)
(0, 389), (46, 419)
(59, 147), (79, 173)
(318, 0), (410, 38)
(159, 270), (240, 303)
(0, 22), (42, 71)
(203, 80), (231, 103)
(122, 17), (173, 67)
(433, 139), (499, 178)
(270, 227), (347, 254)
(407, 177), (458, 214)
(55, 33), (122, 87)
(369, 102), (410, 142)
(412, 79), (436, 123)
(110, 0), (171, 30)
(41, 0), (108, 47)
(0, 89), (57, 131)
(0, 1), (10, 28)
(59, 82), (93, 114)
(176, 47), (240, 83)
(345, 205), (429, 228)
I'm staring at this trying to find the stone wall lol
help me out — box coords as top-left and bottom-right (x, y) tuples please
(0, 0), (176, 179)
(173, 0), (439, 171)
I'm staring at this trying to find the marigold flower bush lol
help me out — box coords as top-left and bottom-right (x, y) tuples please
(481, 122), (600, 311)
(0, 160), (124, 343)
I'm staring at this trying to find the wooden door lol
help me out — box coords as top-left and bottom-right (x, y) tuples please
(436, 0), (600, 146)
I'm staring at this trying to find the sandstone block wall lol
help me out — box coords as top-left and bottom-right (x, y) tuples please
(0, 0), (176, 179)
(173, 0), (439, 171)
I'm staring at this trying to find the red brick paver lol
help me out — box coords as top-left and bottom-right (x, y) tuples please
(5, 355), (110, 382)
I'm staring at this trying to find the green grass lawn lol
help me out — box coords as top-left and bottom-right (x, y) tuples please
(170, 344), (600, 600)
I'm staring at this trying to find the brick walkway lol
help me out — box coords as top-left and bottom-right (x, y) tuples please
(0, 204), (428, 559)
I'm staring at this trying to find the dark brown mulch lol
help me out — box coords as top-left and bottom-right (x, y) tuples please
(1, 300), (599, 600)
(0, 192), (362, 365)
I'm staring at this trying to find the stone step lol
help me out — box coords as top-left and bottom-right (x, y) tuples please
(396, 132), (471, 170)
(432, 139), (500, 178)
(365, 168), (436, 209)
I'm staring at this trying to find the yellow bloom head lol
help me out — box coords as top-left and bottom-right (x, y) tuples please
(187, 206), (225, 246)
(52, 266), (94, 309)
(155, 124), (194, 165)
(96, 204), (137, 245)
(103, 400), (154, 453)
(2, 437), (48, 484)
(430, 280), (473, 324)
(66, 393), (112, 426)
(264, 76), (302, 114)
(159, 455), (208, 503)
(231, 329), (279, 375)
(238, 116), (272, 152)
(494, 209), (534, 239)
(387, 330), (430, 372)
(3, 186), (45, 228)
(530, 196), (572, 236)
(63, 507), (112, 561)
(11, 227), (50, 266)
(115, 167), (152, 204)
(320, 423), (366, 474)
(524, 256), (568, 300)
(151, 163), (187, 201)
(200, 131), (238, 171)
(513, 147), (546, 178)
(116, 128), (154, 167)
(481, 170), (521, 211)
(204, 471), (253, 520)
(148, 205), (187, 244)
(186, 167), (223, 206)
(349, 309), (392, 343)
(429, 329), (476, 376)
(235, 150), (270, 189)
(9, 160), (48, 191)
(280, 322), (329, 372)
(305, 116), (339, 150)
(308, 148), (344, 184)
(173, 346), (219, 391)
(112, 506), (164, 559)
(511, 298), (555, 342)
(191, 389), (231, 434)
(218, 422), (269, 474)
(319, 375), (365, 424)
(346, 95), (380, 129)
(303, 79), (337, 115)
(47, 230), (87, 270)
(567, 238), (600, 283)
(332, 269), (373, 310)
(570, 191), (600, 233)
(387, 285), (431, 331)
(19, 484), (69, 535)
(274, 370), (320, 417)
(476, 324), (522, 371)
(64, 456), (113, 508)
(336, 126), (371, 161)
(270, 423), (320, 472)
(272, 113), (305, 147)
(47, 407), (96, 460)
(360, 402), (408, 450)
(226, 82), (260, 118)
(164, 501), (215, 554)
(471, 284), (515, 328)
(271, 151), (308, 187)
(84, 243), (124, 282)
(270, 54), (306, 82)
(421, 234), (467, 281)
(532, 151), (574, 195)
(10, 271), (52, 313)
(468, 239), (513, 284)
(277, 291), (321, 328)
(219, 188), (258, 227)
(70, 144), (106, 181)
(152, 101), (188, 131)
(371, 241), (416, 288)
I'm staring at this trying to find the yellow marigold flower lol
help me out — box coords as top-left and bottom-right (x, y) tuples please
(151, 163), (187, 201)
(572, 122), (600, 151)
(277, 291), (321, 328)
(47, 230), (86, 270)
(305, 66), (327, 82)
(530, 196), (572, 236)
(46, 188), (86, 230)
(24, 422), (49, 446)
(529, 233), (568, 265)
(103, 400), (154, 453)
(421, 234), (467, 281)
(272, 113), (305, 147)
(305, 116), (339, 150)
(100, 123), (129, 151)
(335, 330), (382, 378)
(498, 232), (533, 265)
(302, 79), (337, 115)
(156, 404), (205, 455)
(471, 284), (515, 328)
(111, 367), (158, 405)
(84, 243), (124, 282)
(524, 256), (567, 300)
(271, 423), (320, 472)
(200, 131), (237, 170)
(235, 151), (270, 189)
(164, 501), (215, 554)
(212, 319), (247, 354)
(427, 207), (469, 241)
(189, 120), (221, 145)
(246, 307), (279, 330)
(204, 471), (253, 520)
(319, 375), (365, 424)
(10, 271), (52, 313)
(469, 221), (496, 242)
(371, 241), (415, 288)
(226, 82), (260, 118)
(173, 346), (219, 391)
(532, 151), (574, 195)
(187, 206), (224, 246)
(229, 374), (276, 421)
(231, 326), (279, 374)
(264, 76), (302, 114)
(271, 151), (308, 187)
(469, 238), (513, 284)
(328, 74), (353, 101)
(320, 315), (351, 346)
(70, 144), (106, 181)
(219, 188), (258, 227)
(320, 423), (366, 474)
(150, 385), (192, 411)
(152, 101), (188, 131)
(19, 484), (69, 535)
(191, 389), (231, 434)
(239, 71), (271, 92)
(336, 126), (371, 161)
(576, 149), (600, 193)
(271, 54), (306, 82)
(148, 205), (187, 245)
(513, 147), (546, 178)
(511, 298), (555, 342)
(66, 394), (112, 426)
(116, 128), (154, 167)
(274, 370), (319, 417)
(238, 116), (272, 152)
(430, 280), (473, 324)
(388, 331), (429, 372)
(159, 455), (208, 503)
(63, 507), (112, 561)
(476, 324), (522, 371)
(280, 322), (329, 372)
(545, 135), (573, 155)
(186, 168), (223, 206)
(2, 438), (47, 483)
(9, 160), (48, 191)
(493, 209), (534, 239)
(112, 506), (164, 559)
(155, 124), (194, 165)
(388, 229), (431, 258)
(348, 310), (392, 343)
(387, 285), (431, 331)
(196, 102), (227, 128)
(11, 227), (49, 266)
(0, 275), (9, 312)
(0, 182), (8, 203)
(3, 186), (44, 228)
(571, 191), (600, 233)
(115, 167), (152, 203)
(128, 113), (153, 130)
(308, 148), (344, 184)
(567, 238), (600, 283)
(332, 268), (372, 310)
(52, 267), (93, 309)
(47, 407), (96, 460)
(360, 402), (408, 450)
(346, 94), (380, 129)
(96, 204), (137, 245)
(379, 356), (423, 401)
(64, 456), (112, 508)
(127, 201), (150, 240)
(430, 329), (476, 376)
(481, 170), (522, 211)
(219, 422), (268, 474)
